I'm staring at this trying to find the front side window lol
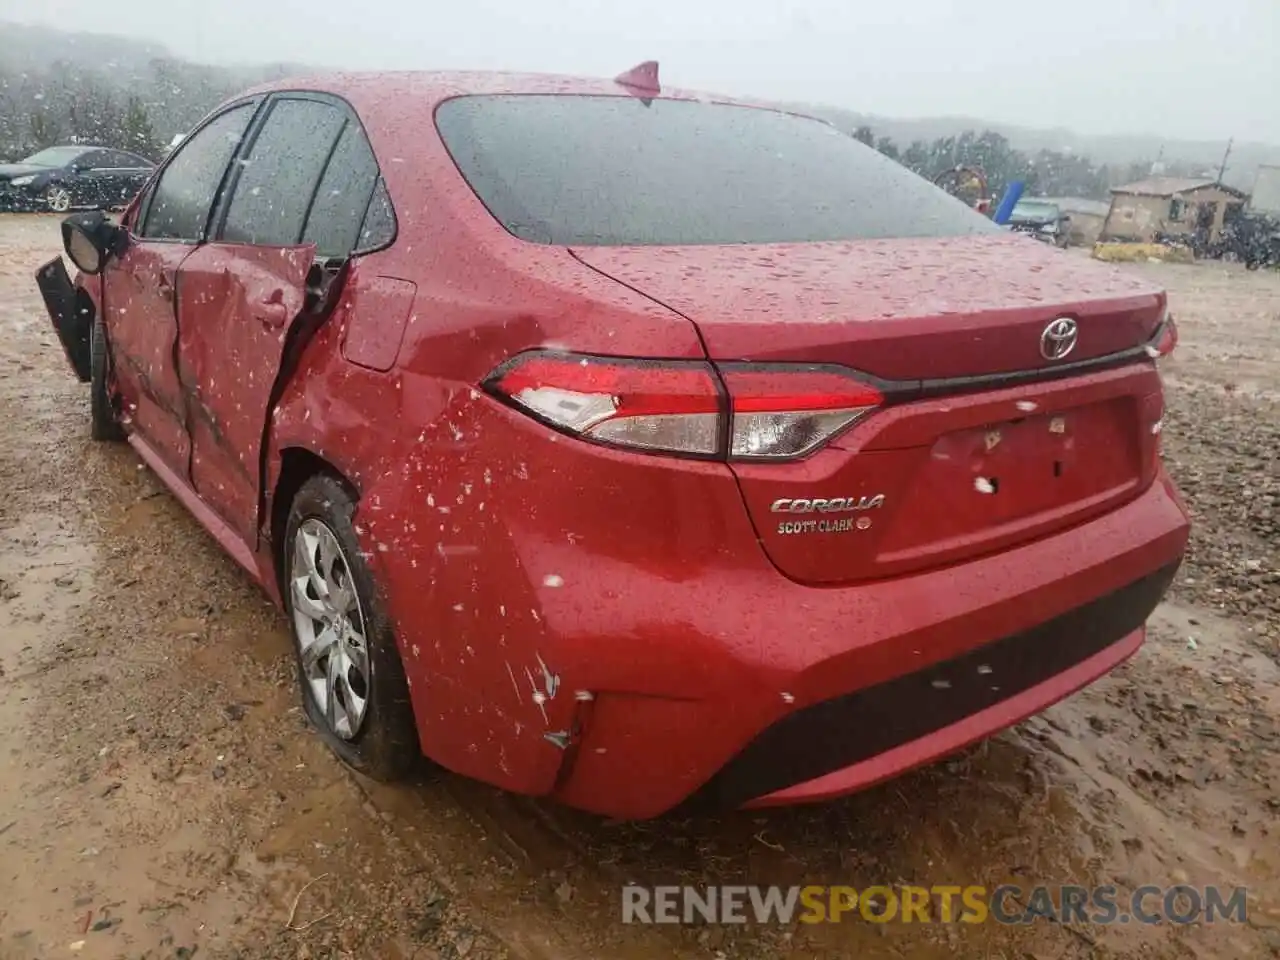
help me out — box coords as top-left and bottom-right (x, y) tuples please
(435, 95), (1001, 246)
(140, 103), (255, 241)
(221, 98), (346, 247)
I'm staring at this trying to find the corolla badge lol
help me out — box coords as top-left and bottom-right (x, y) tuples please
(1040, 317), (1078, 361)
(770, 496), (884, 513)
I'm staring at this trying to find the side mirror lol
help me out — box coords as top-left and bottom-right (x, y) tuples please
(60, 211), (126, 275)
(1060, 214), (1072, 223)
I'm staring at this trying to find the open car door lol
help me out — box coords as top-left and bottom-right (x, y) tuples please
(34, 257), (91, 383)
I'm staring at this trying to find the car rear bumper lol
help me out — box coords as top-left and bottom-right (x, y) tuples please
(545, 470), (1188, 818)
(742, 628), (1144, 808)
(362, 395), (1188, 820)
(709, 563), (1170, 809)
(1011, 227), (1057, 243)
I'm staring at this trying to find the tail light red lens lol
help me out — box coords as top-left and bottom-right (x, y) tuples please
(485, 353), (723, 456)
(485, 352), (883, 461)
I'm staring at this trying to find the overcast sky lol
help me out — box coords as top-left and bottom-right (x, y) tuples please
(3, 0), (1276, 142)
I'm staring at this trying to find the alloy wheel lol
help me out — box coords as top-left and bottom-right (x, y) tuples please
(46, 187), (72, 213)
(290, 517), (372, 740)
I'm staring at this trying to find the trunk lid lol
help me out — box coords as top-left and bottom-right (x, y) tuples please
(572, 235), (1168, 584)
(570, 234), (1163, 380)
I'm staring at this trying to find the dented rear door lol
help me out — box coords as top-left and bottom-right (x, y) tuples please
(177, 242), (313, 541)
(175, 94), (363, 544)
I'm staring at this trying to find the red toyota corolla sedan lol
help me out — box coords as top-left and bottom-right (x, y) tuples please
(36, 66), (1190, 820)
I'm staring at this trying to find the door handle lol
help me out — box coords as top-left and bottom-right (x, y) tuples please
(255, 300), (289, 330)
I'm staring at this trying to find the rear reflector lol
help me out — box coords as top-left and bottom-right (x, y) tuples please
(484, 352), (883, 461)
(1145, 313), (1178, 360)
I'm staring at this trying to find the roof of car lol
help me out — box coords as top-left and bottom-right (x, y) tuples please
(242, 70), (769, 111)
(48, 144), (145, 155)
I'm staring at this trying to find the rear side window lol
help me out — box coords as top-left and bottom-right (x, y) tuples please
(221, 98), (346, 247)
(435, 95), (1001, 246)
(355, 179), (396, 253)
(77, 150), (111, 169)
(141, 103), (255, 241)
(108, 150), (151, 168)
(302, 121), (380, 258)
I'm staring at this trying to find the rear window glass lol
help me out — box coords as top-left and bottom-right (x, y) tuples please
(434, 95), (1000, 246)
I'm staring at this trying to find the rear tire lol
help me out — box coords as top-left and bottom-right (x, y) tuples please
(283, 474), (420, 781)
(89, 318), (125, 442)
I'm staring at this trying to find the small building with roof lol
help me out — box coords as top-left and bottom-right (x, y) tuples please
(1099, 177), (1248, 243)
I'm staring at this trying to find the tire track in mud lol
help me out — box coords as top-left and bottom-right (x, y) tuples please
(1, 216), (1278, 960)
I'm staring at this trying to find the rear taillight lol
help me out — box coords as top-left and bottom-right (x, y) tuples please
(718, 365), (882, 460)
(484, 352), (882, 461)
(484, 353), (722, 456)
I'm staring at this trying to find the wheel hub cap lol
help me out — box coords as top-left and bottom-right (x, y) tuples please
(290, 518), (371, 740)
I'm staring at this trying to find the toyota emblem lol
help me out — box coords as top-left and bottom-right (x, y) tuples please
(1040, 317), (1078, 361)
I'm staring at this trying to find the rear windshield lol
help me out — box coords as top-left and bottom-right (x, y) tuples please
(434, 95), (1001, 246)
(1012, 201), (1059, 220)
(20, 146), (88, 168)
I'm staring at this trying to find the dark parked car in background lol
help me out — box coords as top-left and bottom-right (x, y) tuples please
(0, 145), (155, 213)
(1007, 198), (1070, 247)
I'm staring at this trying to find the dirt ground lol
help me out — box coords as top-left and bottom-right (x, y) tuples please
(0, 214), (1277, 960)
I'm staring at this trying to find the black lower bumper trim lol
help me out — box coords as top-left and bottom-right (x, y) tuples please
(695, 561), (1180, 809)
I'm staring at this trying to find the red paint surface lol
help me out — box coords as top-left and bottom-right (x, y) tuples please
(81, 71), (1191, 820)
(340, 271), (417, 371)
(614, 60), (661, 95)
